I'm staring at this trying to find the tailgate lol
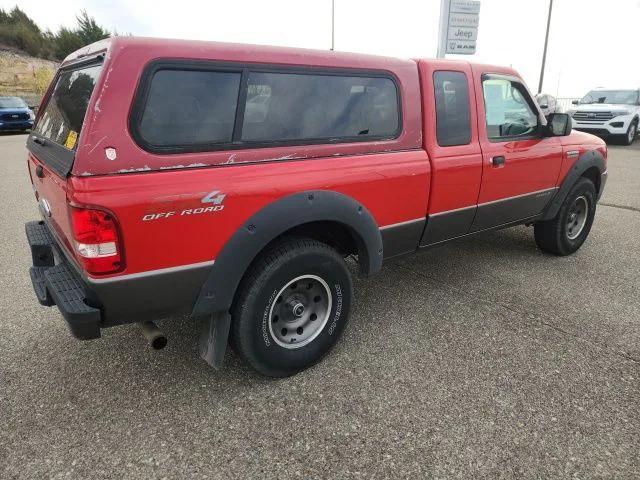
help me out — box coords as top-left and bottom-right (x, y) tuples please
(28, 153), (75, 257)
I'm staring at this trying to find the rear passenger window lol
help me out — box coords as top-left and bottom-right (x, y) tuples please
(138, 69), (241, 147)
(433, 71), (471, 146)
(241, 72), (399, 142)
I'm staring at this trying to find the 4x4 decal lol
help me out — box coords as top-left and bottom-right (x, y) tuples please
(201, 190), (226, 205)
(142, 189), (226, 221)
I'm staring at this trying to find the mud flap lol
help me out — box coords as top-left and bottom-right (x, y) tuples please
(198, 312), (231, 369)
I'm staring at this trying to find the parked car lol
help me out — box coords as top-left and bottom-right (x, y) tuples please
(535, 93), (561, 117)
(0, 96), (34, 132)
(566, 88), (640, 145)
(25, 37), (608, 377)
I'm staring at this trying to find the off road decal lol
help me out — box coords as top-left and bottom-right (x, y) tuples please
(142, 189), (226, 221)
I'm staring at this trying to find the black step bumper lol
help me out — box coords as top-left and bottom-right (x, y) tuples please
(26, 221), (101, 340)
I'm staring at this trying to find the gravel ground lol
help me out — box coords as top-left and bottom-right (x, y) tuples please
(1, 132), (638, 479)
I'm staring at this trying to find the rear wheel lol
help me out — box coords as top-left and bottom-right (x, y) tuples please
(534, 177), (597, 255)
(231, 238), (352, 377)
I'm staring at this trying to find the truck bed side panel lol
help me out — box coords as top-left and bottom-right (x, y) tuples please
(69, 150), (430, 280)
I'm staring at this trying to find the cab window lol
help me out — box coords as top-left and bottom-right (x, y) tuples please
(482, 77), (538, 140)
(433, 71), (471, 146)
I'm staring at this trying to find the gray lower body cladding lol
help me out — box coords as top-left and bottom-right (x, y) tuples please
(86, 263), (212, 327)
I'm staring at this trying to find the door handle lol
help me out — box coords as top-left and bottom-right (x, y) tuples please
(32, 136), (47, 146)
(491, 155), (505, 167)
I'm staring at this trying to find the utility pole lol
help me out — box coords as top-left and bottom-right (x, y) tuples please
(331, 0), (335, 51)
(538, 0), (553, 94)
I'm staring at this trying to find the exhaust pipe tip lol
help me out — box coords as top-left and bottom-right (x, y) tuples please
(150, 334), (168, 350)
(139, 321), (167, 350)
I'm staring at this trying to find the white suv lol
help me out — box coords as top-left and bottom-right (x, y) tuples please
(566, 88), (639, 145)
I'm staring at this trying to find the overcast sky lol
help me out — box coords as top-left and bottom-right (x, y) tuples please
(2, 0), (638, 98)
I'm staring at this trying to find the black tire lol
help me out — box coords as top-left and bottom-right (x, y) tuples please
(231, 237), (353, 377)
(534, 177), (597, 255)
(620, 120), (637, 146)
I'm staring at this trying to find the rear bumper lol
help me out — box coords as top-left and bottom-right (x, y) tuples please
(26, 220), (214, 338)
(26, 221), (101, 339)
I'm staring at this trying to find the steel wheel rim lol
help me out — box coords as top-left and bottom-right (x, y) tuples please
(268, 274), (332, 349)
(566, 195), (588, 240)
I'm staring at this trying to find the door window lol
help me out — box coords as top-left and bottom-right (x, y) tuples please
(433, 71), (471, 146)
(482, 77), (538, 140)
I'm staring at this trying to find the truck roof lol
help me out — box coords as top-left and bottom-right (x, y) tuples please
(63, 36), (517, 77)
(64, 36), (415, 70)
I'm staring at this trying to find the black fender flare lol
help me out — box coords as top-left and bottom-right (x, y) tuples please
(191, 190), (383, 317)
(542, 149), (606, 221)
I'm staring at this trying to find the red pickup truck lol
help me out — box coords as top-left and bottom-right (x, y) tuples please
(25, 37), (607, 376)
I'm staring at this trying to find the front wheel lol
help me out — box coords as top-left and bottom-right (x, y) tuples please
(231, 238), (353, 377)
(620, 121), (637, 146)
(534, 177), (597, 256)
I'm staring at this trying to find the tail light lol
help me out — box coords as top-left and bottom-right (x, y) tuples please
(70, 206), (123, 274)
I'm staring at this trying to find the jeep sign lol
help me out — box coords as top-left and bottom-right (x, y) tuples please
(437, 0), (481, 56)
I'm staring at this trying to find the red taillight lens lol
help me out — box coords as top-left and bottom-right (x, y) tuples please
(70, 207), (123, 274)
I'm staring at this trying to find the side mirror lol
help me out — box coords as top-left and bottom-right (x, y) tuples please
(572, 99), (580, 105)
(546, 113), (572, 136)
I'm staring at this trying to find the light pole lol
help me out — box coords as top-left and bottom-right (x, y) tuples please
(331, 0), (335, 51)
(538, 0), (554, 94)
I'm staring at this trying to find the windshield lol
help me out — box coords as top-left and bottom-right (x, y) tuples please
(0, 97), (28, 109)
(33, 62), (102, 149)
(579, 90), (638, 105)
